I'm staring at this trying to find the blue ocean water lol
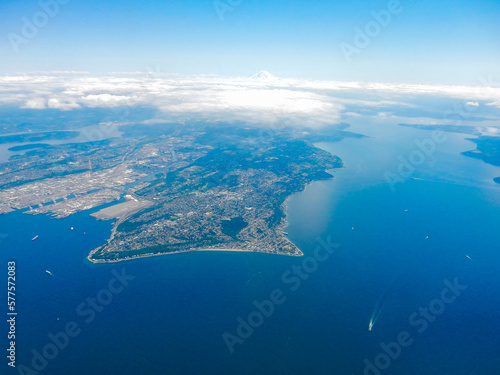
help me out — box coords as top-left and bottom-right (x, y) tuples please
(1, 121), (500, 375)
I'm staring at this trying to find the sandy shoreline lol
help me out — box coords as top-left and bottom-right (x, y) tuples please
(86, 171), (327, 264)
(87, 246), (301, 264)
(87, 197), (304, 264)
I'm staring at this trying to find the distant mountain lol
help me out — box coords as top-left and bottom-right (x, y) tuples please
(249, 70), (277, 80)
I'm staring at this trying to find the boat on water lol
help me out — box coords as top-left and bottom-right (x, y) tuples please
(45, 270), (53, 276)
(32, 235), (39, 241)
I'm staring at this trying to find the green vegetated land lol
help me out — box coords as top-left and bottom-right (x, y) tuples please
(462, 136), (500, 167)
(88, 123), (348, 261)
(8, 143), (51, 151)
(398, 124), (500, 184)
(462, 136), (500, 183)
(0, 118), (354, 261)
(0, 131), (79, 144)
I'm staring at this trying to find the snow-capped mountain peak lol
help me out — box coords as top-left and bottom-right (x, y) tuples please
(250, 70), (277, 80)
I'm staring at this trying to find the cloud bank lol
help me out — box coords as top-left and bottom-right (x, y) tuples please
(0, 72), (499, 128)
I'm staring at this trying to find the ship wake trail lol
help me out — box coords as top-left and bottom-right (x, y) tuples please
(368, 278), (400, 331)
(368, 301), (384, 331)
(45, 270), (70, 281)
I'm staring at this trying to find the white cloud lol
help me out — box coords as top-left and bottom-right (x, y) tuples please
(2, 72), (500, 128)
(343, 111), (362, 117)
(47, 98), (81, 110)
(376, 112), (391, 117)
(483, 127), (499, 135)
(81, 94), (133, 107)
(486, 100), (500, 108)
(22, 98), (46, 109)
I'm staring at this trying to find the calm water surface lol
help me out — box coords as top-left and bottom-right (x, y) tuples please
(1, 120), (499, 375)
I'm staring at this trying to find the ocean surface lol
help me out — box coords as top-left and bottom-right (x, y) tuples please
(2, 120), (500, 375)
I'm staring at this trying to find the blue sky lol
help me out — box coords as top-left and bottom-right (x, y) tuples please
(0, 0), (499, 84)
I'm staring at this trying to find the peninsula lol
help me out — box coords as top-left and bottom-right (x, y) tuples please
(0, 122), (360, 262)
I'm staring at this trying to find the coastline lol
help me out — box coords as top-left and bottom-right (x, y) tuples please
(86, 160), (338, 264)
(86, 146), (342, 265)
(86, 245), (302, 264)
(87, 194), (306, 264)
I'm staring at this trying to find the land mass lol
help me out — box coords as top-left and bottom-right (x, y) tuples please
(0, 122), (353, 262)
(461, 136), (500, 167)
(0, 131), (79, 144)
(398, 124), (500, 184)
(462, 136), (500, 183)
(8, 143), (51, 151)
(90, 124), (344, 262)
(398, 123), (486, 135)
